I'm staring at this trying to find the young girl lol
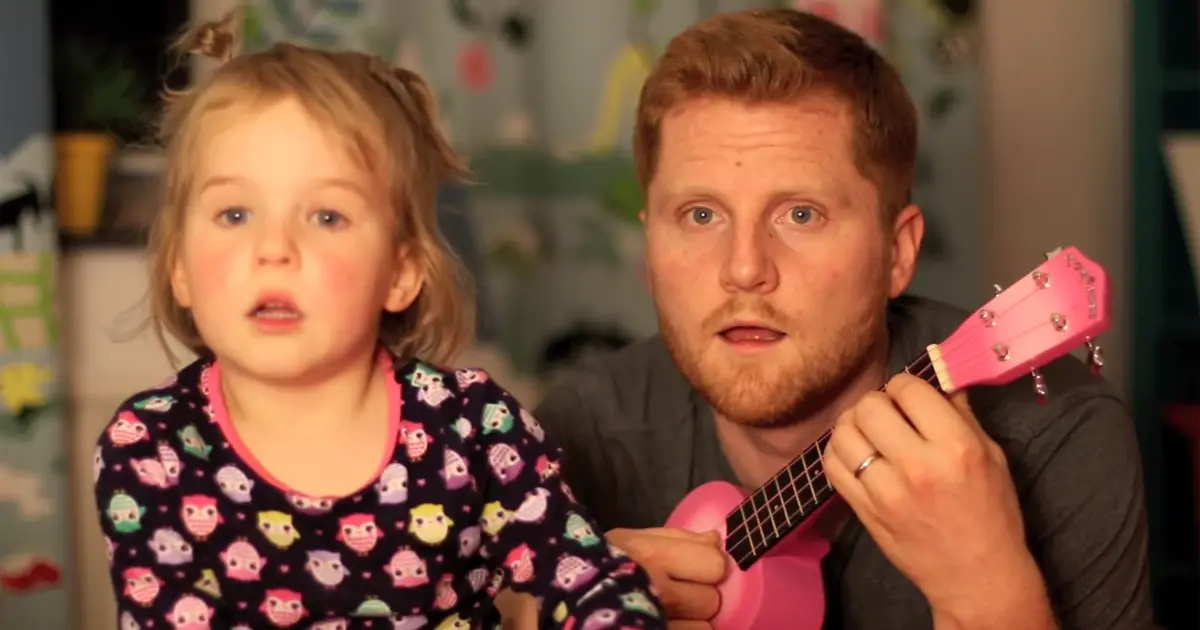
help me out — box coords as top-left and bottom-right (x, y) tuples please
(93, 14), (666, 630)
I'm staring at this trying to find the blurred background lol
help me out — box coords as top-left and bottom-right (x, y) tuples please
(1, 0), (1197, 628)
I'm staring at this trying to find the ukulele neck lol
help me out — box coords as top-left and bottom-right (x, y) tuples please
(722, 347), (948, 569)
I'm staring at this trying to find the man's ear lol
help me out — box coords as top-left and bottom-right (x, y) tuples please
(887, 204), (924, 299)
(384, 246), (424, 313)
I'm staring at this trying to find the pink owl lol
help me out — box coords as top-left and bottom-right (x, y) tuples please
(454, 367), (489, 389)
(156, 441), (182, 484)
(560, 481), (577, 504)
(108, 411), (148, 446)
(433, 573), (458, 610)
(535, 455), (560, 481)
(553, 555), (599, 592)
(466, 567), (488, 592)
(166, 594), (214, 629)
(132, 457), (170, 488)
(581, 609), (619, 630)
(337, 514), (381, 555)
(181, 495), (222, 540)
(287, 494), (333, 515)
(260, 588), (307, 627)
(442, 448), (471, 490)
(385, 548), (429, 587)
(122, 567), (162, 606)
(486, 443), (525, 484)
(220, 539), (265, 581)
(505, 544), (537, 584)
(399, 420), (433, 461)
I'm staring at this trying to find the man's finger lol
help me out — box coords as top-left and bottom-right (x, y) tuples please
(853, 392), (924, 466)
(658, 577), (721, 621)
(608, 526), (720, 549)
(884, 373), (973, 442)
(668, 621), (714, 630)
(948, 390), (988, 439)
(654, 538), (728, 583)
(645, 526), (723, 544)
(607, 528), (727, 583)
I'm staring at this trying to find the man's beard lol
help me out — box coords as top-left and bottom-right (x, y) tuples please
(659, 296), (884, 428)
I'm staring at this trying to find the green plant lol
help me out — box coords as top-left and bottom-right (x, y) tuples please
(53, 37), (145, 133)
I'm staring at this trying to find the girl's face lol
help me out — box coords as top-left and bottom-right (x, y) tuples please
(171, 96), (421, 384)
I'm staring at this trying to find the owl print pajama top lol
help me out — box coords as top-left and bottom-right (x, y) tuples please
(93, 353), (667, 630)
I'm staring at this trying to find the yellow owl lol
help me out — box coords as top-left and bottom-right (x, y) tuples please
(194, 568), (221, 598)
(435, 613), (470, 629)
(480, 501), (510, 537)
(257, 510), (300, 549)
(409, 503), (454, 545)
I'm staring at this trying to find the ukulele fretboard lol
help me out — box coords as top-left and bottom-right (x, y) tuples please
(722, 350), (941, 570)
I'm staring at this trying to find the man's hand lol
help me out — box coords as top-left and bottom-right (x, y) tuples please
(824, 373), (1053, 628)
(606, 527), (727, 629)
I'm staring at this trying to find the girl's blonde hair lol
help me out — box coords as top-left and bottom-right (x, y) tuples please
(147, 11), (475, 367)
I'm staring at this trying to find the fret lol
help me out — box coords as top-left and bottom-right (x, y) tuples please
(813, 433), (832, 493)
(801, 445), (820, 505)
(748, 488), (766, 554)
(782, 460), (798, 528)
(771, 472), (793, 529)
(738, 501), (757, 556)
(757, 483), (781, 542)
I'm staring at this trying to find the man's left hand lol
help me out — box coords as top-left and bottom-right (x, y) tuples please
(824, 373), (1051, 627)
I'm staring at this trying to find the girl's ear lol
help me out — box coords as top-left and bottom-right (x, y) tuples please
(384, 245), (423, 313)
(171, 258), (193, 308)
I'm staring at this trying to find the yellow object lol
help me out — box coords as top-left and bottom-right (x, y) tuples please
(588, 44), (653, 152)
(54, 132), (113, 236)
(0, 361), (53, 412)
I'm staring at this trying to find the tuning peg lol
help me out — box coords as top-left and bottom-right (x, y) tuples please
(1031, 367), (1047, 404)
(1044, 246), (1063, 261)
(1085, 337), (1104, 375)
(993, 284), (1003, 296)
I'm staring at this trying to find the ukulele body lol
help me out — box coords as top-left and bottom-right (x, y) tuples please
(665, 480), (832, 630)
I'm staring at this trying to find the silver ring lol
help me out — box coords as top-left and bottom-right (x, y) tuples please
(854, 452), (882, 479)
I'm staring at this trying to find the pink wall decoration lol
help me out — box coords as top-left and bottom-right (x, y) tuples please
(793, 0), (884, 48)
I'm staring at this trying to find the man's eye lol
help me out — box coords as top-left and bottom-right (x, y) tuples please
(688, 207), (714, 225)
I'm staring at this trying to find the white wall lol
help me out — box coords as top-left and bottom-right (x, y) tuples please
(981, 0), (1130, 394)
(64, 252), (190, 630)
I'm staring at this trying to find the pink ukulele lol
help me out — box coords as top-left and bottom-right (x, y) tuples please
(666, 246), (1111, 630)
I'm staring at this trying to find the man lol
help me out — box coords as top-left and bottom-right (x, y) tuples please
(531, 8), (1154, 630)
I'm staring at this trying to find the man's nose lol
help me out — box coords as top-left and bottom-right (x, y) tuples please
(719, 222), (779, 294)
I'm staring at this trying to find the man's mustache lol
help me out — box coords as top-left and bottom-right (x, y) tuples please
(702, 298), (792, 332)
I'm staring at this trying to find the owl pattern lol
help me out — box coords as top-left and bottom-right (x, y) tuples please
(93, 355), (665, 629)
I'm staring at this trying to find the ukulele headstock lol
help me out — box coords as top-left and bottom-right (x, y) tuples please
(932, 246), (1110, 398)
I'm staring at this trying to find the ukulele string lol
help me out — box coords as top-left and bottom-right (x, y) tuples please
(720, 279), (1067, 561)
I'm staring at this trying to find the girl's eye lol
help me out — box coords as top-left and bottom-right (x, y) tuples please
(788, 205), (817, 225)
(311, 209), (346, 228)
(687, 206), (714, 225)
(216, 207), (249, 225)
